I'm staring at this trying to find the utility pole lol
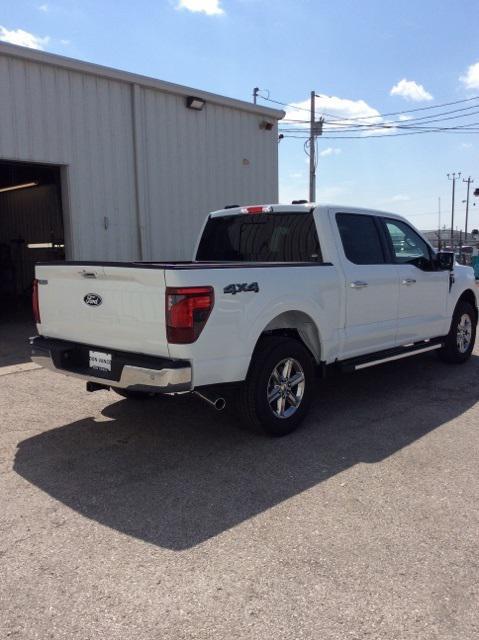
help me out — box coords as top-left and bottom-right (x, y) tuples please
(447, 172), (461, 249)
(253, 87), (259, 105)
(463, 176), (473, 243)
(309, 91), (316, 202)
(309, 91), (324, 202)
(438, 197), (441, 250)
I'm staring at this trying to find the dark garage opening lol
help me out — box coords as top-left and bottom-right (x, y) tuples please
(0, 160), (65, 321)
(0, 160), (65, 365)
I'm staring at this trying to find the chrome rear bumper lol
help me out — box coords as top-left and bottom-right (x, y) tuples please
(30, 335), (192, 393)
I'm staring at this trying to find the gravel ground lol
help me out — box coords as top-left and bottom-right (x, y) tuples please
(1, 324), (478, 639)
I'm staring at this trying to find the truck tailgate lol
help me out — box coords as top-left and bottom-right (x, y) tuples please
(35, 264), (170, 357)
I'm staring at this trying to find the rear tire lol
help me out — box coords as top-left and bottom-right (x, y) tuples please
(437, 301), (476, 364)
(236, 336), (315, 437)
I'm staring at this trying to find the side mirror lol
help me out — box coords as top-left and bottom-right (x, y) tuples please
(436, 251), (455, 271)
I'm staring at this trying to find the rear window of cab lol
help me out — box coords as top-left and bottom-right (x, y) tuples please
(196, 212), (322, 263)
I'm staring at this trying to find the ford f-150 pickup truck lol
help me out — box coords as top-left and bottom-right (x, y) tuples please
(31, 203), (478, 436)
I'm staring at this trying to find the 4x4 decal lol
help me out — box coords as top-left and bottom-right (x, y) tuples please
(224, 282), (259, 295)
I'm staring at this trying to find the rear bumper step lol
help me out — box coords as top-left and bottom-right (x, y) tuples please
(30, 335), (192, 393)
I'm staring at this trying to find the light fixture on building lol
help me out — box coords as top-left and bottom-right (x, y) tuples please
(0, 181), (39, 193)
(259, 121), (274, 131)
(186, 96), (205, 111)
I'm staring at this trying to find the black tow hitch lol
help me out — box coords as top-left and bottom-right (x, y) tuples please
(86, 381), (110, 393)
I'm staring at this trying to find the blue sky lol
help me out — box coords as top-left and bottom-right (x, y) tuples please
(1, 0), (478, 230)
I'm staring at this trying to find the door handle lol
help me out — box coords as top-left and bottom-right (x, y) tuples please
(350, 281), (368, 289)
(401, 278), (416, 285)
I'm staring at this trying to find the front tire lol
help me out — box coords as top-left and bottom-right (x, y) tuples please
(236, 336), (315, 437)
(438, 301), (476, 364)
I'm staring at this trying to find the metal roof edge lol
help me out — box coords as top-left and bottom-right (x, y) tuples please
(0, 41), (285, 120)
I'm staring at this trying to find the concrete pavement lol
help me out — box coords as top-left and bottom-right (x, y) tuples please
(1, 332), (478, 639)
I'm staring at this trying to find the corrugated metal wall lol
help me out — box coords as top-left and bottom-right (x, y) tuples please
(0, 51), (279, 262)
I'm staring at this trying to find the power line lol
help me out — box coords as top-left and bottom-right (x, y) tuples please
(279, 118), (479, 138)
(331, 109), (479, 131)
(279, 124), (479, 133)
(323, 105), (479, 130)
(280, 127), (479, 139)
(267, 92), (479, 139)
(279, 123), (479, 136)
(324, 98), (479, 124)
(279, 106), (479, 134)
(261, 93), (479, 121)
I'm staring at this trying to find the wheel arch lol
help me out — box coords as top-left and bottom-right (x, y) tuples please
(253, 310), (322, 363)
(457, 288), (478, 323)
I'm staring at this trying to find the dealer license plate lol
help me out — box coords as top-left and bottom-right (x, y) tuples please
(89, 350), (112, 372)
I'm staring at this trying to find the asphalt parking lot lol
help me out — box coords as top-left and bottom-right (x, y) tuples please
(1, 320), (479, 639)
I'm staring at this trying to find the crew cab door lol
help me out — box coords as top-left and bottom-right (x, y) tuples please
(334, 212), (399, 358)
(381, 218), (450, 343)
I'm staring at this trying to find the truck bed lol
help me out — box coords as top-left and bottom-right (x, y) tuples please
(34, 258), (340, 386)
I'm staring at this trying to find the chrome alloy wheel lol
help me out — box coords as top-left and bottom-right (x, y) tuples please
(267, 357), (306, 419)
(457, 313), (473, 353)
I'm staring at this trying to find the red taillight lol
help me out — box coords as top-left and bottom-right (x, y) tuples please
(166, 286), (214, 344)
(32, 279), (41, 324)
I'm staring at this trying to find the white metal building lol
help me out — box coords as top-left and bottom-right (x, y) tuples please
(0, 41), (282, 310)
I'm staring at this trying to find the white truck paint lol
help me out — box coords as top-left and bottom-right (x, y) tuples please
(31, 204), (478, 436)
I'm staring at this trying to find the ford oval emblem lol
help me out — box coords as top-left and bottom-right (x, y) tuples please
(84, 293), (102, 307)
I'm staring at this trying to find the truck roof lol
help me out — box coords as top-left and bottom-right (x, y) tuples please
(209, 203), (409, 222)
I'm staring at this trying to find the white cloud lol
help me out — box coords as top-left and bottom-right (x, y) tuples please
(0, 26), (50, 50)
(398, 114), (412, 121)
(176, 0), (224, 15)
(389, 194), (411, 202)
(60, 39), (70, 45)
(461, 142), (472, 149)
(319, 147), (342, 157)
(390, 78), (433, 102)
(285, 94), (394, 137)
(289, 172), (303, 179)
(460, 62), (479, 89)
(38, 3), (49, 11)
(286, 94), (381, 124)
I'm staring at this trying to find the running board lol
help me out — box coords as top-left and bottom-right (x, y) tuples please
(339, 339), (444, 373)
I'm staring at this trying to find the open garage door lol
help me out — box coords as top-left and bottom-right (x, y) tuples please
(0, 160), (65, 322)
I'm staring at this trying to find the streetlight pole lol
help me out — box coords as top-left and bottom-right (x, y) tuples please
(447, 172), (461, 249)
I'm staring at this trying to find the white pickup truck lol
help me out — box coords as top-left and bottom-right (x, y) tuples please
(31, 203), (477, 436)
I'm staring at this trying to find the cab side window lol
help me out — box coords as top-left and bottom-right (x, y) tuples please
(384, 219), (432, 269)
(336, 213), (385, 265)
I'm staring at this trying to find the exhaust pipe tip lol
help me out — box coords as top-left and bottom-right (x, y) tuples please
(214, 397), (226, 411)
(194, 390), (226, 411)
